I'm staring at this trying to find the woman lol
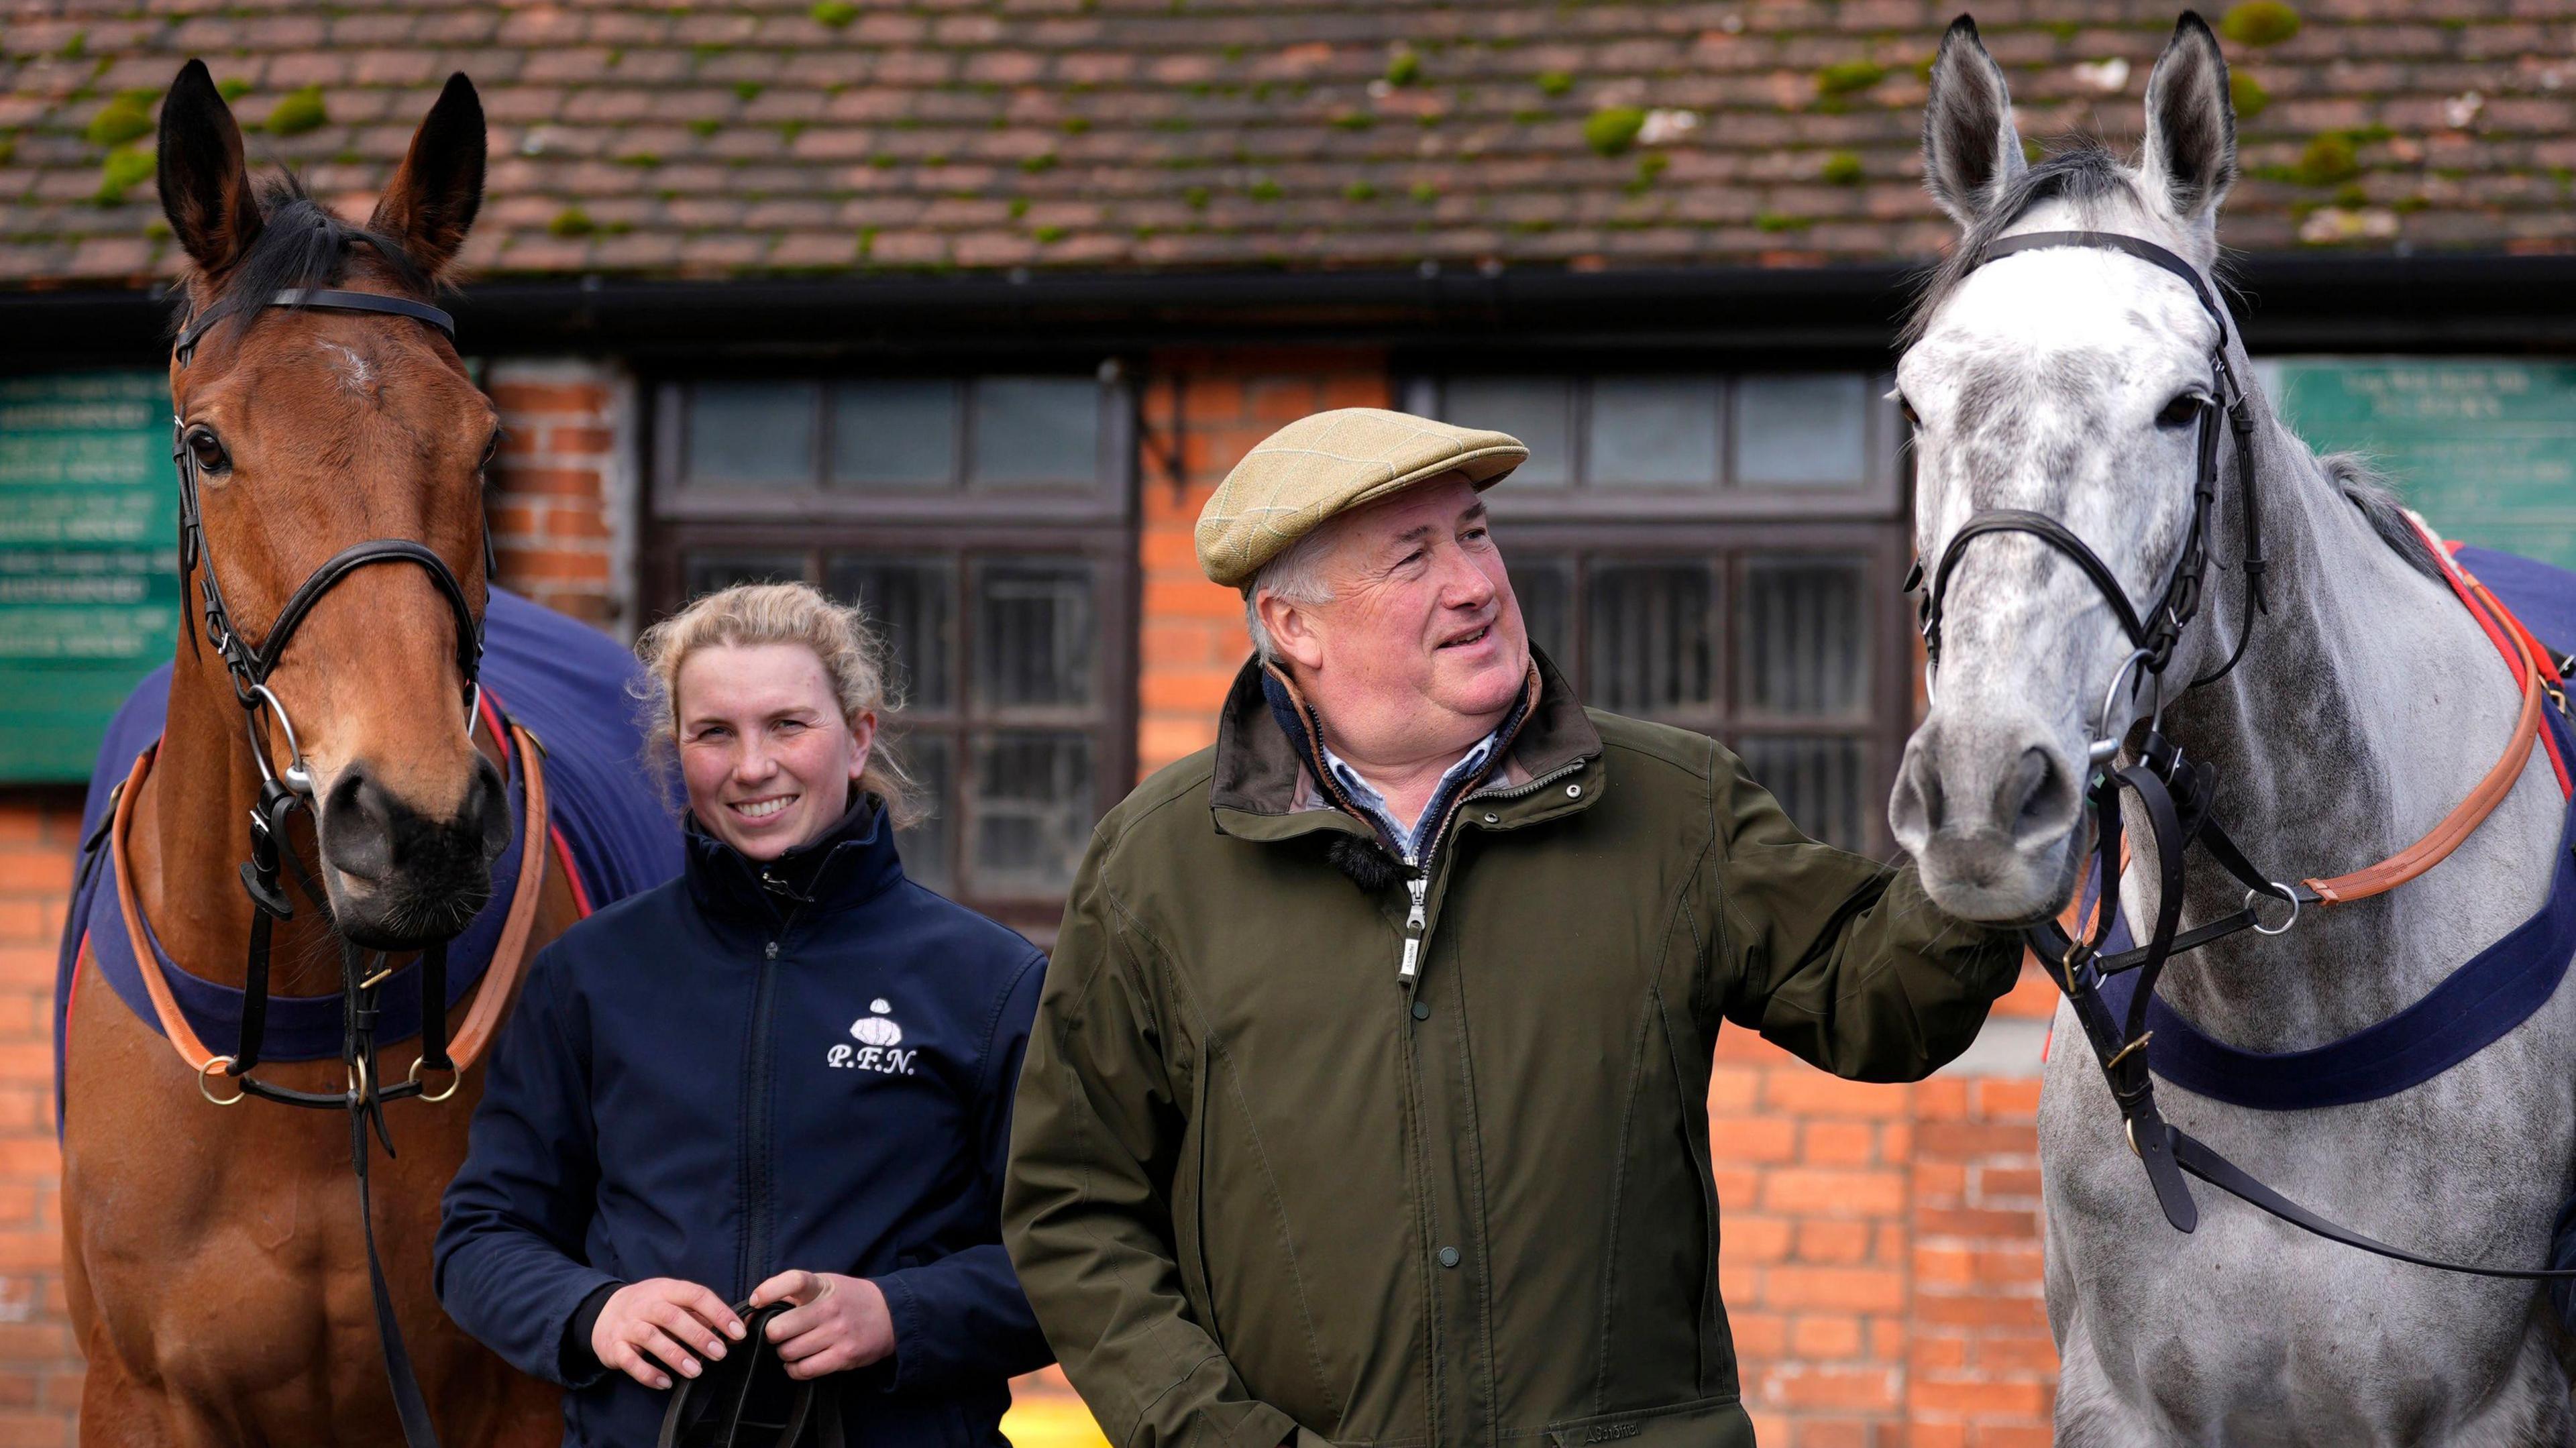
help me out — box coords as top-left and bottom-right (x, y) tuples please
(437, 582), (1052, 1446)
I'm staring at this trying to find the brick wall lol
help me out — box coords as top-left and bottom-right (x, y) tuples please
(1134, 348), (1396, 776)
(484, 358), (638, 637)
(0, 791), (86, 1444)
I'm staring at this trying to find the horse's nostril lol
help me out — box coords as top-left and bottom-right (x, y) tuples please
(2002, 744), (2075, 842)
(320, 766), (395, 883)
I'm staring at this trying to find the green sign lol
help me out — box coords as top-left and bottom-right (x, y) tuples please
(0, 373), (177, 781)
(2265, 358), (2576, 571)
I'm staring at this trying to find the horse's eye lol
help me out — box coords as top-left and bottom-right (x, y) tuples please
(478, 430), (502, 473)
(186, 427), (229, 474)
(1896, 394), (1923, 429)
(2156, 394), (2205, 430)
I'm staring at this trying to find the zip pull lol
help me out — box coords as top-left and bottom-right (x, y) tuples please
(1399, 873), (1428, 980)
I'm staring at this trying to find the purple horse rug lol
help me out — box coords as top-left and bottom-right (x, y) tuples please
(54, 588), (682, 1128)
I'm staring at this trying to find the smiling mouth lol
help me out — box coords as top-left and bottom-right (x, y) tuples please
(1439, 624), (1492, 649)
(730, 795), (796, 820)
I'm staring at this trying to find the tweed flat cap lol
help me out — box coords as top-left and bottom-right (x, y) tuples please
(1194, 408), (1528, 588)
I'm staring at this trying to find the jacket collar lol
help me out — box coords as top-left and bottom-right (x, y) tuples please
(1212, 647), (1602, 839)
(684, 790), (906, 925)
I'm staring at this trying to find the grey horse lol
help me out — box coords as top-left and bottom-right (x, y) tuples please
(1891, 13), (2576, 1445)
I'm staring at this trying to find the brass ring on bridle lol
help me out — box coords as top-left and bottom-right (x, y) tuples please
(198, 1055), (247, 1107)
(407, 1056), (459, 1103)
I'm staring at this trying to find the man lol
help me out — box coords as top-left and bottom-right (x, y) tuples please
(1004, 408), (2021, 1448)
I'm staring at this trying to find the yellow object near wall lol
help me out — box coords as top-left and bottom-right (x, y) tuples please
(999, 1393), (1112, 1448)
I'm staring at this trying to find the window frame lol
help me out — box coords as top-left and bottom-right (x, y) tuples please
(643, 366), (1138, 940)
(1494, 519), (1914, 858)
(652, 369), (1135, 526)
(1401, 371), (1906, 522)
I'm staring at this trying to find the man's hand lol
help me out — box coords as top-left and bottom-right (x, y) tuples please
(592, 1278), (744, 1390)
(748, 1270), (896, 1379)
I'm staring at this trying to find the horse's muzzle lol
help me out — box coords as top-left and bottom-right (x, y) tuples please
(319, 754), (509, 946)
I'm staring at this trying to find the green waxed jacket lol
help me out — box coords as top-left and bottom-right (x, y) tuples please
(1002, 653), (2021, 1448)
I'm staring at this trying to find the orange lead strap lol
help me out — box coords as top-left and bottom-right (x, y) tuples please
(2302, 526), (2563, 907)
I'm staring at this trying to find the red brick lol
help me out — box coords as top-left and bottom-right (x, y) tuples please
(1179, 376), (1246, 425)
(1707, 1066), (1760, 1113)
(1788, 1313), (1863, 1359)
(539, 506), (612, 541)
(1764, 1266), (1904, 1314)
(1972, 1333), (2061, 1376)
(1974, 1080), (2045, 1117)
(1976, 1168), (2043, 1202)
(1710, 1114), (1799, 1165)
(1765, 1071), (1911, 1120)
(1725, 1215), (1792, 1264)
(1803, 1119), (1877, 1167)
(1913, 1207), (2038, 1239)
(1140, 579), (1244, 622)
(1729, 1309), (1785, 1359)
(1908, 1380), (2050, 1418)
(1764, 1168), (1905, 1217)
(1768, 1366), (1898, 1411)
(1794, 1219), (1872, 1265)
(1915, 1121), (2035, 1159)
(543, 426), (616, 455)
(487, 383), (608, 413)
(490, 467), (604, 499)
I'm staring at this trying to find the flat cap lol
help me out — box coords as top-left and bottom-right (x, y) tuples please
(1195, 408), (1527, 589)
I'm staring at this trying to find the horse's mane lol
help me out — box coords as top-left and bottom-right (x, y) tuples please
(2319, 452), (2445, 582)
(172, 173), (429, 353)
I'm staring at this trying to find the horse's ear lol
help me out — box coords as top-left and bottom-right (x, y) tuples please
(1921, 16), (2027, 227)
(2141, 13), (2237, 232)
(157, 59), (262, 275)
(370, 73), (485, 279)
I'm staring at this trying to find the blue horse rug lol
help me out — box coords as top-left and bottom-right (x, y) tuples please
(2090, 543), (2576, 1111)
(54, 589), (682, 1129)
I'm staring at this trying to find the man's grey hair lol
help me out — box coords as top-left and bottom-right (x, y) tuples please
(1242, 514), (1344, 665)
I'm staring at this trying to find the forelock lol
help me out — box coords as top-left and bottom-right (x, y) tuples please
(174, 174), (429, 355)
(1903, 146), (2145, 347)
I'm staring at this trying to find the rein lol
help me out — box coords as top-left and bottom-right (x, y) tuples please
(150, 284), (510, 1447)
(1911, 229), (2576, 1280)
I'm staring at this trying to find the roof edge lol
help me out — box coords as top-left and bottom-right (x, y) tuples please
(9, 253), (2576, 366)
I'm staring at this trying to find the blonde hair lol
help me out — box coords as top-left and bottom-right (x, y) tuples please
(634, 581), (926, 828)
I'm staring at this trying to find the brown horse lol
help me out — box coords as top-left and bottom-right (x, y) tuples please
(60, 63), (574, 1445)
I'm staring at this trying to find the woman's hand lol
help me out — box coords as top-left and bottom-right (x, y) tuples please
(592, 1278), (745, 1390)
(748, 1270), (895, 1379)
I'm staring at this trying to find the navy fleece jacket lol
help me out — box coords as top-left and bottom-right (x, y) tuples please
(435, 800), (1051, 1446)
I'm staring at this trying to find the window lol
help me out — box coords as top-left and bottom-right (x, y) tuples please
(1415, 370), (1907, 854)
(1428, 373), (1896, 509)
(650, 370), (1134, 936)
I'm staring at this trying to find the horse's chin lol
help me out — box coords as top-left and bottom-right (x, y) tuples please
(1911, 824), (2084, 928)
(325, 873), (494, 952)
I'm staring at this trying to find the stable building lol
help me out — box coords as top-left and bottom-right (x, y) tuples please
(5, 1), (2576, 1441)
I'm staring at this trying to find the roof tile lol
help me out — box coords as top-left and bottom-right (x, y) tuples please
(9, 0), (2576, 287)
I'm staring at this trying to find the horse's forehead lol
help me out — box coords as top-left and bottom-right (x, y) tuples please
(1907, 252), (2212, 394)
(227, 315), (482, 428)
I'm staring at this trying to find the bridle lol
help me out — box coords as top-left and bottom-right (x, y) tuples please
(170, 286), (488, 1106)
(1905, 229), (2576, 1281)
(160, 286), (496, 1448)
(1904, 230), (2269, 753)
